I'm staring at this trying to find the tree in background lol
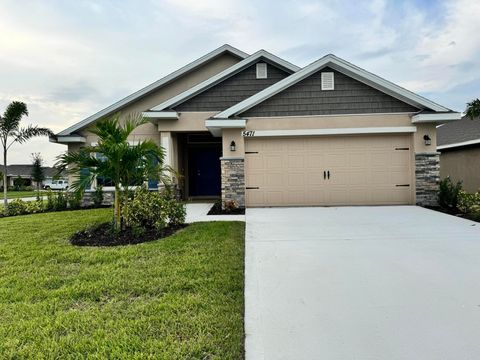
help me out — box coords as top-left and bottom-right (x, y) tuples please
(31, 153), (45, 199)
(466, 98), (480, 120)
(0, 101), (53, 209)
(56, 113), (167, 230)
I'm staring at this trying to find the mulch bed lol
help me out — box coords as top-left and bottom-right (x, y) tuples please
(207, 201), (245, 215)
(425, 206), (480, 223)
(70, 223), (187, 246)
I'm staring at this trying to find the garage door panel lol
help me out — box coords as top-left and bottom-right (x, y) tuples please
(245, 134), (412, 207)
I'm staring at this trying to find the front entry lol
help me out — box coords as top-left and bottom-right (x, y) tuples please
(188, 146), (222, 197)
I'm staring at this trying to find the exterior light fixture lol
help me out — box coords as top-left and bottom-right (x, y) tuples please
(230, 140), (236, 152)
(423, 135), (432, 146)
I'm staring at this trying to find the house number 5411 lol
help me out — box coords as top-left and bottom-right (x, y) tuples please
(242, 130), (255, 137)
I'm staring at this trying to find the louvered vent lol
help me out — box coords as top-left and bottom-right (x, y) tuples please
(256, 63), (268, 79)
(321, 72), (334, 90)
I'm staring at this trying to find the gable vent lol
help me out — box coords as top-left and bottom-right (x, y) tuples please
(256, 63), (268, 79)
(321, 72), (334, 90)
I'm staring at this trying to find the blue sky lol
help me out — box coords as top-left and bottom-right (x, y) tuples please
(1, 0), (479, 165)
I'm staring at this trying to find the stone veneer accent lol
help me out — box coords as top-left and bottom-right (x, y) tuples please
(221, 157), (245, 209)
(82, 190), (114, 207)
(415, 152), (440, 207)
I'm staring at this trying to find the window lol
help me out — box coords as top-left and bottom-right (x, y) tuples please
(321, 72), (334, 90)
(256, 63), (268, 79)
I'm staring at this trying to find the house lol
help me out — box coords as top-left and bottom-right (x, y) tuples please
(51, 44), (461, 207)
(437, 116), (480, 193)
(0, 164), (66, 188)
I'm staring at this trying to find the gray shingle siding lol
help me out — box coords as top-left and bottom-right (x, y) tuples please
(173, 61), (290, 112)
(241, 67), (419, 117)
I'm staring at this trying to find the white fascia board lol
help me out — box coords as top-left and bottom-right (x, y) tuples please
(142, 111), (179, 119)
(215, 54), (450, 119)
(242, 126), (417, 138)
(411, 112), (462, 123)
(57, 45), (248, 136)
(205, 119), (246, 137)
(50, 135), (86, 144)
(437, 138), (480, 150)
(151, 50), (300, 112)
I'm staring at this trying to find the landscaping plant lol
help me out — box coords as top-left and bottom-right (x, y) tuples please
(0, 101), (53, 209)
(56, 113), (171, 230)
(438, 177), (463, 210)
(31, 152), (45, 200)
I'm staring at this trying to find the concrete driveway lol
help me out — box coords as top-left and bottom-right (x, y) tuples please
(245, 206), (480, 360)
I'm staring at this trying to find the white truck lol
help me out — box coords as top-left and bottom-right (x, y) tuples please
(43, 179), (69, 190)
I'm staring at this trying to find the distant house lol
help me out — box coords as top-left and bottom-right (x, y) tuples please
(437, 116), (480, 193)
(0, 164), (66, 188)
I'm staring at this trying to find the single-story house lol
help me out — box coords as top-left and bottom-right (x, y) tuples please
(437, 116), (480, 193)
(51, 44), (461, 207)
(0, 164), (65, 188)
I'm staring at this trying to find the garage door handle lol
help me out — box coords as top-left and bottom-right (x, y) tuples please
(324, 171), (326, 179)
(327, 170), (330, 179)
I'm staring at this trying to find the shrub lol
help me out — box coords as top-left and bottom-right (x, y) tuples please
(223, 200), (238, 213)
(123, 187), (185, 230)
(67, 192), (82, 210)
(25, 200), (44, 214)
(6, 199), (28, 216)
(458, 190), (480, 213)
(46, 190), (68, 211)
(92, 186), (104, 207)
(438, 177), (462, 210)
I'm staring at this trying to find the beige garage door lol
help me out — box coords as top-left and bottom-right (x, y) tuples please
(245, 134), (413, 207)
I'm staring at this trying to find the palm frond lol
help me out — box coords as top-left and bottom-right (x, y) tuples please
(15, 125), (54, 144)
(1, 101), (28, 135)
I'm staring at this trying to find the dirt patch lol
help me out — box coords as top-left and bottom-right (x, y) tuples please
(70, 222), (187, 246)
(207, 201), (245, 215)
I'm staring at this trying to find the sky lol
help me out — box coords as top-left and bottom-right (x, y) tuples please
(1, 0), (479, 166)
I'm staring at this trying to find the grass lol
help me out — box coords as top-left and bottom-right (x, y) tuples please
(4, 191), (42, 199)
(0, 208), (245, 359)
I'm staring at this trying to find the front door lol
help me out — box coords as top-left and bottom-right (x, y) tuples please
(188, 146), (221, 197)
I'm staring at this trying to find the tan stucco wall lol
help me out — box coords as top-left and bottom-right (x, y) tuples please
(440, 147), (480, 193)
(413, 123), (437, 154)
(222, 128), (245, 158)
(244, 113), (414, 130)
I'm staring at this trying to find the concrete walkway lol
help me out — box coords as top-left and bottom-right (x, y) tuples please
(245, 206), (480, 360)
(185, 203), (245, 223)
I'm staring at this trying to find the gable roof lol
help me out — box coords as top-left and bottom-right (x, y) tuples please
(57, 44), (248, 136)
(214, 54), (451, 119)
(148, 50), (300, 112)
(437, 116), (480, 150)
(4, 165), (66, 178)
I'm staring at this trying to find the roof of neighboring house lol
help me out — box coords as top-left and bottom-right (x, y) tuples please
(57, 44), (249, 137)
(437, 116), (480, 150)
(3, 165), (65, 178)
(214, 54), (451, 119)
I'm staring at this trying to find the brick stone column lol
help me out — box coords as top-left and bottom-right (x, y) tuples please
(415, 152), (440, 207)
(220, 157), (245, 209)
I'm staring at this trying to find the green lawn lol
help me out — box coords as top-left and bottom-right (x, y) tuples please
(4, 191), (42, 199)
(0, 209), (245, 359)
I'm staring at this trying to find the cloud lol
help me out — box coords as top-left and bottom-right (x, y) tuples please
(0, 0), (479, 166)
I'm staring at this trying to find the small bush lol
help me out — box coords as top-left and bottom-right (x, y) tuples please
(68, 192), (82, 210)
(25, 200), (44, 214)
(6, 199), (28, 216)
(223, 200), (238, 213)
(438, 177), (462, 210)
(458, 190), (480, 213)
(123, 187), (185, 230)
(92, 186), (104, 207)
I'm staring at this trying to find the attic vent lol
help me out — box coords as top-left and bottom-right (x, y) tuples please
(256, 63), (268, 79)
(321, 72), (334, 90)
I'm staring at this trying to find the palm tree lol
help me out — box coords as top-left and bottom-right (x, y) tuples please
(466, 98), (480, 120)
(0, 101), (53, 208)
(56, 113), (166, 230)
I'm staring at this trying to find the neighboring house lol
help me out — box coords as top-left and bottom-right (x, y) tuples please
(437, 116), (480, 193)
(0, 164), (66, 188)
(51, 44), (461, 207)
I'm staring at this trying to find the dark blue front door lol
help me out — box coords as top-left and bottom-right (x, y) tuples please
(188, 146), (221, 197)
